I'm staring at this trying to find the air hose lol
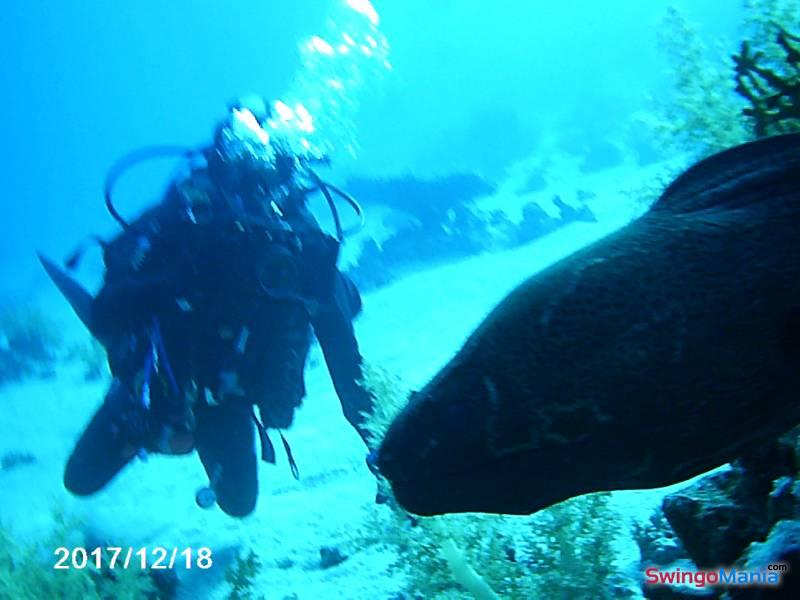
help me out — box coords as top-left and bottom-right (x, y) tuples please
(304, 166), (366, 241)
(104, 145), (200, 230)
(104, 145), (365, 240)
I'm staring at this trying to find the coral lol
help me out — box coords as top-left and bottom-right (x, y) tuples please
(521, 493), (623, 599)
(367, 492), (623, 599)
(224, 550), (264, 600)
(359, 364), (412, 505)
(655, 1), (800, 156)
(358, 364), (410, 451)
(361, 365), (624, 599)
(733, 26), (800, 136)
(0, 513), (156, 599)
(655, 6), (749, 157)
(741, 0), (800, 56)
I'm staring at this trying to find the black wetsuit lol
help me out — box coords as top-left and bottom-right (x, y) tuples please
(63, 167), (374, 517)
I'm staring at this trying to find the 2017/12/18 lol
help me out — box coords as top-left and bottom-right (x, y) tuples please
(53, 546), (213, 570)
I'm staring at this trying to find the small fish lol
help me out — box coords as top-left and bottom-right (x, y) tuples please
(377, 133), (800, 516)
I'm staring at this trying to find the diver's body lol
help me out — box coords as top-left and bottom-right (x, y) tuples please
(61, 106), (373, 517)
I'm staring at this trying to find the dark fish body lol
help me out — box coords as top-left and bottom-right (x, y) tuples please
(376, 133), (800, 516)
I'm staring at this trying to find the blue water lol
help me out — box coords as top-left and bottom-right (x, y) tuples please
(0, 0), (742, 294)
(0, 1), (759, 598)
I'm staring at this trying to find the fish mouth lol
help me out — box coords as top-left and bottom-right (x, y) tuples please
(377, 443), (542, 516)
(376, 438), (473, 515)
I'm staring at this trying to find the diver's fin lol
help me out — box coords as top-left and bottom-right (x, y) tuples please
(38, 253), (96, 335)
(654, 132), (800, 213)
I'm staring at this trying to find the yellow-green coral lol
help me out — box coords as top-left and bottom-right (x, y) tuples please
(359, 363), (409, 451)
(655, 6), (749, 156)
(224, 550), (264, 600)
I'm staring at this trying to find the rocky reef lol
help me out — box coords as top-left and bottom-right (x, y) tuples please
(636, 430), (800, 599)
(345, 174), (596, 291)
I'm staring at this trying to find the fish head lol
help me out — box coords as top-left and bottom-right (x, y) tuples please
(376, 366), (559, 516)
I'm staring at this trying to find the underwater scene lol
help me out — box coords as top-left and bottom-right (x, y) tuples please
(2, 0), (800, 597)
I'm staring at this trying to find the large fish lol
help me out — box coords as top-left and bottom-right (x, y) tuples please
(376, 133), (800, 516)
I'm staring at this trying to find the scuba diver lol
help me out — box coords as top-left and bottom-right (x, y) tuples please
(41, 98), (375, 517)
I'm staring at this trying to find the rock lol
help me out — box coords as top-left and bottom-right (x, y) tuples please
(319, 546), (347, 569)
(635, 510), (689, 566)
(347, 185), (595, 293)
(517, 170), (547, 195)
(149, 568), (179, 599)
(662, 466), (769, 568)
(0, 451), (37, 471)
(344, 174), (495, 225)
(517, 202), (558, 243)
(553, 194), (596, 224)
(643, 584), (717, 600)
(642, 559), (717, 600)
(728, 519), (800, 599)
(663, 434), (799, 569)
(768, 477), (800, 524)
(656, 432), (800, 598)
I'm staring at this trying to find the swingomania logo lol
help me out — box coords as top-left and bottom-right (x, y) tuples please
(644, 564), (789, 589)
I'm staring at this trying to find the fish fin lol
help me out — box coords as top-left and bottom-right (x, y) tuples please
(652, 133), (800, 214)
(38, 253), (97, 336)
